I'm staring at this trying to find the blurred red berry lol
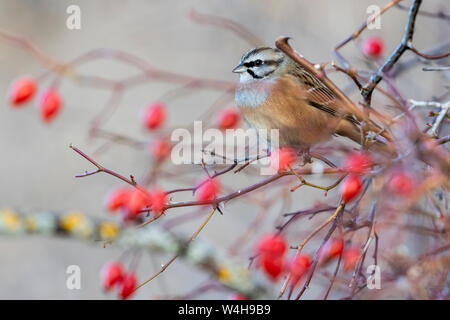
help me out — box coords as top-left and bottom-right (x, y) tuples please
(196, 178), (221, 202)
(231, 293), (249, 300)
(118, 272), (137, 300)
(149, 138), (171, 161)
(106, 188), (131, 212)
(9, 77), (37, 106)
(261, 255), (284, 281)
(289, 253), (311, 286)
(319, 238), (344, 265)
(149, 188), (167, 214)
(342, 152), (372, 174)
(101, 261), (124, 291)
(340, 175), (363, 203)
(361, 36), (384, 58)
(270, 147), (297, 172)
(388, 171), (414, 196)
(216, 108), (240, 129)
(126, 189), (151, 217)
(256, 233), (287, 258)
(39, 89), (62, 122)
(142, 102), (166, 130)
(343, 247), (360, 272)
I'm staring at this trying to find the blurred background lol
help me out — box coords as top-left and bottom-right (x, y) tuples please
(0, 0), (448, 299)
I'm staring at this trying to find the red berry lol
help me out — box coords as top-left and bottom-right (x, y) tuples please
(195, 178), (221, 202)
(101, 262), (124, 291)
(142, 102), (166, 130)
(39, 89), (62, 122)
(361, 36), (384, 58)
(343, 247), (360, 272)
(270, 148), (297, 172)
(388, 171), (414, 196)
(126, 189), (151, 217)
(256, 233), (287, 258)
(118, 272), (137, 300)
(340, 175), (363, 203)
(231, 293), (248, 300)
(342, 152), (372, 174)
(216, 108), (240, 129)
(106, 188), (131, 212)
(289, 254), (311, 286)
(319, 238), (344, 265)
(149, 138), (171, 161)
(149, 188), (167, 214)
(327, 238), (344, 258)
(261, 255), (284, 281)
(9, 77), (37, 106)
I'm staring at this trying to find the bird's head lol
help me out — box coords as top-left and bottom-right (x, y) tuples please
(232, 47), (286, 81)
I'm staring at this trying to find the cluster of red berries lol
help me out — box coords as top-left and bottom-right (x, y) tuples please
(8, 76), (62, 122)
(255, 234), (361, 284)
(101, 261), (137, 299)
(106, 178), (221, 220)
(255, 233), (311, 286)
(106, 187), (167, 221)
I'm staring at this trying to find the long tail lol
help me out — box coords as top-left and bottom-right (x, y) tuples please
(336, 118), (393, 153)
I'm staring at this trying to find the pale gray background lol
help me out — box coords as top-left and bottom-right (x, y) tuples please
(0, 0), (448, 299)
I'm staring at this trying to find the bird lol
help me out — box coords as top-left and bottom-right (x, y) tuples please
(232, 46), (390, 155)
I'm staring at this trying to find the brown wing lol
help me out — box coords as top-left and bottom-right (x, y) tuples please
(286, 66), (392, 144)
(287, 69), (361, 126)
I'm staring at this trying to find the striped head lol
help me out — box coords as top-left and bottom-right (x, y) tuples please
(232, 47), (287, 82)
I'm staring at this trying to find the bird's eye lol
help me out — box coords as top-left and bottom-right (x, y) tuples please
(255, 59), (262, 66)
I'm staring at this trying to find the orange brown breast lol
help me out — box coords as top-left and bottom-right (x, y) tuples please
(236, 75), (339, 148)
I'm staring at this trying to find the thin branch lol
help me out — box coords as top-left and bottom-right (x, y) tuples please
(360, 0), (423, 106)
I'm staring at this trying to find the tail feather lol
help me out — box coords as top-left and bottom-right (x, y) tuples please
(336, 119), (393, 153)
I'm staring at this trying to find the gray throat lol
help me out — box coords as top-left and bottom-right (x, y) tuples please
(235, 79), (276, 107)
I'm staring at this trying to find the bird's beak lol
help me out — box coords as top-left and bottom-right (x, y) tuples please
(232, 63), (246, 73)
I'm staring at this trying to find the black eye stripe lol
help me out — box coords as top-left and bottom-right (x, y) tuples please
(243, 59), (282, 68)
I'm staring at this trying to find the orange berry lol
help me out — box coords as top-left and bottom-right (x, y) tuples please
(261, 255), (284, 281)
(319, 238), (344, 265)
(9, 76), (37, 106)
(142, 102), (166, 130)
(361, 36), (384, 58)
(105, 188), (131, 212)
(149, 138), (171, 161)
(343, 247), (360, 272)
(216, 108), (240, 129)
(149, 188), (167, 214)
(270, 148), (297, 172)
(196, 178), (221, 202)
(118, 272), (137, 300)
(340, 175), (363, 202)
(388, 171), (414, 196)
(342, 152), (372, 174)
(255, 233), (287, 258)
(126, 189), (151, 217)
(289, 253), (311, 286)
(39, 89), (62, 122)
(101, 261), (124, 291)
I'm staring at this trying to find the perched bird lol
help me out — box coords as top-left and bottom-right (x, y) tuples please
(232, 46), (389, 152)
